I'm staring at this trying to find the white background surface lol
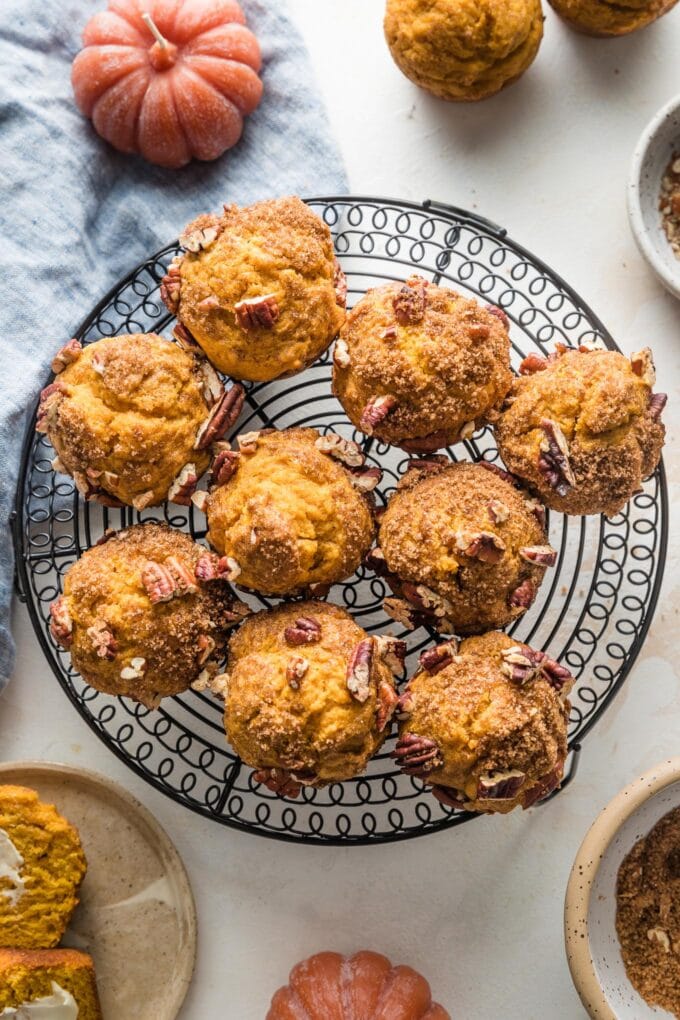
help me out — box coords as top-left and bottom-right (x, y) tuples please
(5, 3), (680, 1018)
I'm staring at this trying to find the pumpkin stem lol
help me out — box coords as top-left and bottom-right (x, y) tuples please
(141, 12), (178, 71)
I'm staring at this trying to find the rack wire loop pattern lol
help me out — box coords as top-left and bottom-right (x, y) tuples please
(13, 196), (668, 845)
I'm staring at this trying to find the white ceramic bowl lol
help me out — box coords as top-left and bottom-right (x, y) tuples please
(628, 95), (680, 300)
(565, 759), (680, 1019)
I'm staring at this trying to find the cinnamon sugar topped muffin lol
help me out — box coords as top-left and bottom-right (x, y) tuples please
(332, 276), (512, 453)
(377, 458), (553, 635)
(394, 630), (574, 814)
(495, 344), (666, 517)
(218, 601), (403, 795)
(384, 0), (544, 102)
(204, 427), (377, 596)
(548, 0), (679, 36)
(49, 523), (248, 709)
(37, 332), (243, 510)
(162, 196), (346, 382)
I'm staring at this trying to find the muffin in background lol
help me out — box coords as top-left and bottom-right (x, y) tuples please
(384, 0), (544, 102)
(548, 0), (679, 36)
(0, 948), (102, 1018)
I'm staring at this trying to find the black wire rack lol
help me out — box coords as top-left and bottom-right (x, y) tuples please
(12, 196), (668, 845)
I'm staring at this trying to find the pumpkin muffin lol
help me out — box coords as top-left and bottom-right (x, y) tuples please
(0, 949), (101, 1018)
(394, 631), (574, 814)
(495, 344), (666, 517)
(384, 0), (544, 102)
(49, 523), (249, 709)
(37, 332), (244, 510)
(376, 458), (553, 635)
(162, 196), (346, 381)
(0, 786), (86, 950)
(332, 276), (512, 453)
(203, 427), (377, 596)
(217, 602), (404, 794)
(548, 0), (679, 35)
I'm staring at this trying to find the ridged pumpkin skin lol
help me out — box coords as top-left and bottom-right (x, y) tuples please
(71, 0), (263, 168)
(267, 952), (451, 1020)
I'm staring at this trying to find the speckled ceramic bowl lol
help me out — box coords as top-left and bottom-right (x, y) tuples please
(628, 94), (680, 300)
(565, 759), (680, 1019)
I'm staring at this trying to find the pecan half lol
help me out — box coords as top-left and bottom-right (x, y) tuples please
(237, 430), (263, 454)
(346, 638), (374, 703)
(431, 785), (470, 810)
(86, 618), (117, 660)
(383, 596), (428, 630)
(167, 463), (199, 505)
(191, 489), (209, 513)
(314, 432), (365, 467)
(51, 338), (82, 374)
(197, 360), (223, 407)
(509, 578), (535, 610)
(392, 732), (443, 777)
(399, 430), (450, 454)
(173, 322), (203, 354)
(234, 294), (280, 330)
(393, 277), (427, 325)
(380, 324), (398, 341)
(197, 294), (220, 313)
(500, 645), (545, 685)
(458, 420), (476, 440)
(519, 545), (557, 567)
(519, 353), (548, 375)
(345, 464), (382, 493)
(179, 224), (219, 253)
(649, 392), (667, 422)
(131, 489), (155, 511)
(630, 347), (656, 387)
(403, 455), (449, 480)
(364, 547), (389, 576)
(486, 305), (509, 330)
(538, 419), (575, 496)
(419, 640), (459, 675)
(166, 556), (199, 595)
(374, 634), (407, 675)
(333, 257), (347, 308)
(402, 583), (455, 626)
(195, 552), (219, 582)
(522, 759), (564, 809)
(36, 381), (65, 434)
(141, 561), (178, 603)
(487, 499), (509, 525)
(194, 384), (245, 450)
(120, 656), (147, 682)
(541, 657), (573, 697)
(479, 460), (522, 487)
(253, 767), (306, 799)
(284, 616), (322, 646)
(524, 497), (547, 530)
(286, 655), (309, 690)
(454, 529), (505, 564)
(467, 324), (489, 341)
(333, 337), (351, 368)
(196, 634), (216, 667)
(396, 689), (414, 720)
(360, 395), (398, 435)
(160, 255), (182, 315)
(217, 556), (241, 581)
(477, 770), (526, 801)
(375, 680), (399, 732)
(210, 447), (240, 488)
(49, 595), (72, 648)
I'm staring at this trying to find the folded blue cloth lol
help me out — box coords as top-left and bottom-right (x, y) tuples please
(0, 0), (347, 688)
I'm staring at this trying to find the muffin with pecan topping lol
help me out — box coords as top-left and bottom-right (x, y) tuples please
(203, 427), (377, 596)
(332, 276), (512, 453)
(384, 0), (544, 102)
(495, 345), (666, 517)
(376, 458), (553, 635)
(548, 0), (678, 36)
(219, 601), (403, 793)
(37, 333), (244, 510)
(162, 196), (346, 382)
(394, 631), (573, 814)
(48, 523), (248, 709)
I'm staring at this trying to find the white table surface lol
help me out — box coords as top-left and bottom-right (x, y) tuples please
(5, 3), (680, 1018)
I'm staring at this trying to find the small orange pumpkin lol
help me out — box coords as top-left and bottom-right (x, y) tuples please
(267, 951), (451, 1019)
(71, 0), (263, 168)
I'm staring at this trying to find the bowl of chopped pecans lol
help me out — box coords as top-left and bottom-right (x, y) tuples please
(628, 94), (680, 300)
(565, 759), (680, 1019)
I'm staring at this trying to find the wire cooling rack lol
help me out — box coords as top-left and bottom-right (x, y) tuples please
(13, 196), (668, 845)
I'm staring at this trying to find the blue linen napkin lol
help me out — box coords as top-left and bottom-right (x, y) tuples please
(0, 0), (348, 689)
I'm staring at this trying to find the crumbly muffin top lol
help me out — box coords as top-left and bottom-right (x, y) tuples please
(549, 0), (677, 36)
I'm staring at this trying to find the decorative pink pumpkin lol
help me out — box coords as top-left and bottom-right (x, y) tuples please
(71, 0), (263, 168)
(267, 951), (451, 1020)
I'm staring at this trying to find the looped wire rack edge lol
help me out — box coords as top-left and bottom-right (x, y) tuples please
(13, 196), (668, 846)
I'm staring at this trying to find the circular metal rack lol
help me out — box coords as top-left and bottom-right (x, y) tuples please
(13, 196), (668, 846)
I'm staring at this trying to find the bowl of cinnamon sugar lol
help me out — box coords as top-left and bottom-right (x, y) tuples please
(565, 759), (680, 1019)
(629, 94), (680, 301)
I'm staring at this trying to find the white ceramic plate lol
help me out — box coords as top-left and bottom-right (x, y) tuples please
(628, 94), (680, 300)
(0, 761), (197, 1020)
(565, 759), (680, 1019)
